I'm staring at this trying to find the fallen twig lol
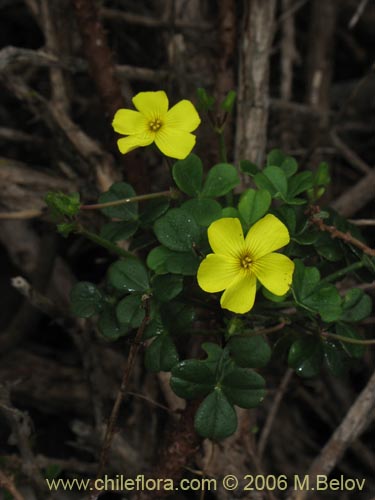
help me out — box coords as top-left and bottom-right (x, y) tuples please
(288, 368), (375, 500)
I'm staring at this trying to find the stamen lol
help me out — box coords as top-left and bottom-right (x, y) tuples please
(241, 255), (252, 269)
(149, 118), (162, 131)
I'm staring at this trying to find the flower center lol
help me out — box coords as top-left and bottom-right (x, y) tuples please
(149, 118), (162, 132)
(240, 254), (252, 269)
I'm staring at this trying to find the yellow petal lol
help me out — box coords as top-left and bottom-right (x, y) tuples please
(252, 253), (294, 296)
(165, 100), (201, 132)
(197, 254), (240, 293)
(117, 133), (154, 154)
(112, 109), (148, 135)
(132, 91), (169, 120)
(220, 271), (257, 314)
(154, 127), (196, 159)
(245, 214), (290, 260)
(208, 218), (245, 259)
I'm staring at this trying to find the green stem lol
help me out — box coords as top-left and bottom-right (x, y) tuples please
(80, 189), (177, 211)
(76, 226), (135, 260)
(321, 261), (365, 284)
(217, 130), (227, 163)
(321, 331), (375, 345)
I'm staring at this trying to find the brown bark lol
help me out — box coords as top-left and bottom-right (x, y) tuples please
(235, 0), (277, 171)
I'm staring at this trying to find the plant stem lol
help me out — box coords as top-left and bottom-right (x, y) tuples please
(217, 129), (228, 163)
(321, 331), (375, 345)
(76, 226), (135, 259)
(80, 189), (177, 211)
(321, 261), (365, 283)
(97, 299), (150, 479)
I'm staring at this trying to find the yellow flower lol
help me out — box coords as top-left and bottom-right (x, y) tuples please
(112, 90), (201, 159)
(197, 215), (295, 314)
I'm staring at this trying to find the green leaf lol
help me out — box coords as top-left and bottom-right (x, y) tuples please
(254, 166), (288, 200)
(323, 340), (347, 377)
(197, 87), (215, 111)
(288, 337), (324, 378)
(172, 154), (203, 197)
(238, 189), (271, 227)
(292, 260), (342, 321)
(201, 163), (240, 197)
(152, 274), (183, 302)
(160, 301), (195, 333)
(145, 334), (179, 372)
(147, 246), (199, 276)
(222, 207), (240, 218)
(140, 198), (170, 225)
(341, 289), (372, 322)
(182, 199), (222, 226)
(108, 258), (149, 292)
(336, 323), (365, 359)
(292, 259), (320, 299)
(314, 162), (331, 186)
(143, 315), (165, 340)
(280, 157), (298, 177)
(146, 246), (170, 274)
(45, 191), (80, 218)
(221, 90), (236, 112)
(221, 367), (266, 408)
(170, 361), (216, 398)
(267, 149), (286, 167)
(166, 251), (200, 276)
(116, 294), (145, 327)
(287, 171), (314, 198)
(306, 285), (342, 322)
(100, 221), (139, 242)
(194, 389), (237, 440)
(228, 336), (271, 368)
(98, 306), (130, 339)
(239, 160), (259, 176)
(154, 208), (200, 252)
(70, 282), (103, 318)
(57, 222), (76, 237)
(98, 182), (138, 220)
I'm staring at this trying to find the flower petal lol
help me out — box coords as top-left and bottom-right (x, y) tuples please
(197, 254), (240, 293)
(165, 100), (201, 132)
(220, 271), (257, 314)
(154, 127), (196, 159)
(207, 218), (245, 259)
(245, 214), (290, 260)
(252, 253), (294, 296)
(132, 91), (169, 120)
(117, 133), (154, 155)
(112, 109), (148, 135)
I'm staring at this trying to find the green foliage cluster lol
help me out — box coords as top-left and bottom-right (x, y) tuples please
(49, 93), (374, 442)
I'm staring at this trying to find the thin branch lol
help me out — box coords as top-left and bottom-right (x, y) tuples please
(330, 129), (372, 175)
(96, 299), (151, 479)
(348, 0), (370, 29)
(288, 368), (375, 500)
(258, 368), (294, 459)
(0, 470), (25, 500)
(308, 206), (375, 257)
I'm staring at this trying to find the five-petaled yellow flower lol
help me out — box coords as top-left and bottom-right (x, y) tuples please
(112, 90), (201, 159)
(197, 215), (295, 314)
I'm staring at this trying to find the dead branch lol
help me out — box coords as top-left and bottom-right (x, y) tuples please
(330, 128), (372, 175)
(0, 469), (25, 500)
(309, 205), (375, 257)
(288, 368), (375, 500)
(331, 168), (375, 217)
(235, 0), (277, 169)
(0, 384), (46, 495)
(258, 368), (294, 459)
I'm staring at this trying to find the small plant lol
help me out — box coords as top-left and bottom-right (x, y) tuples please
(47, 89), (374, 441)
